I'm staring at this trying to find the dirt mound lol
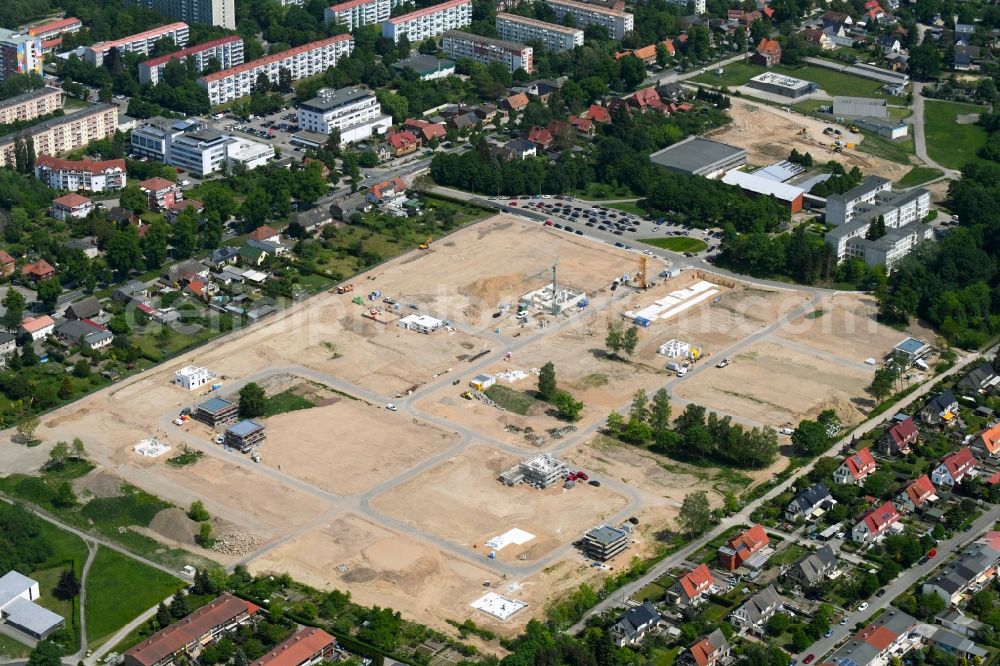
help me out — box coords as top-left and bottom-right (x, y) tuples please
(73, 470), (122, 498)
(148, 507), (200, 545)
(460, 274), (531, 305)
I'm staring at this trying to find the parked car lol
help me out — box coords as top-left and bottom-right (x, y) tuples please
(386, 403), (398, 411)
(803, 655), (815, 665)
(858, 602), (869, 612)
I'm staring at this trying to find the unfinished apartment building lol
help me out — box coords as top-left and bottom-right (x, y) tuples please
(500, 453), (568, 488)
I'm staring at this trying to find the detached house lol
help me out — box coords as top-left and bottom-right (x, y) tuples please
(668, 563), (718, 606)
(801, 27), (834, 49)
(682, 629), (731, 666)
(384, 130), (419, 158)
(730, 585), (783, 635)
(587, 104), (612, 124)
(976, 423), (1000, 459)
(785, 483), (834, 522)
(0, 250), (14, 277)
(50, 193), (94, 221)
(787, 545), (838, 588)
(852, 500), (900, 543)
(527, 126), (553, 149)
(958, 362), (998, 393)
(21, 315), (55, 341)
(833, 447), (877, 485)
(366, 177), (407, 205)
(718, 524), (770, 571)
(610, 602), (661, 647)
(921, 390), (958, 425)
(894, 474), (937, 513)
(752, 38), (782, 66)
(931, 447), (977, 486)
(21, 259), (55, 281)
(882, 416), (918, 455)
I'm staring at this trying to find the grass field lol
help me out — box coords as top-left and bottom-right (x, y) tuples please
(570, 183), (639, 200)
(898, 166), (944, 187)
(484, 384), (538, 415)
(640, 237), (709, 253)
(924, 100), (989, 170)
(693, 62), (892, 98)
(0, 634), (31, 658)
(85, 547), (185, 646)
(606, 201), (646, 215)
(263, 389), (316, 417)
(855, 130), (915, 165)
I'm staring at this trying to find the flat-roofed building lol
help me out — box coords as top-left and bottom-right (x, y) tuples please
(0, 28), (43, 81)
(495, 13), (583, 52)
(131, 117), (273, 175)
(0, 87), (62, 125)
(544, 0), (633, 40)
(381, 0), (473, 43)
(124, 0), (236, 29)
(139, 35), (244, 85)
(225, 419), (266, 452)
(442, 30), (533, 73)
(84, 22), (190, 65)
(832, 95), (888, 119)
(746, 71), (813, 98)
(192, 396), (238, 427)
(0, 104), (117, 168)
(35, 155), (127, 192)
(296, 86), (392, 142)
(581, 524), (630, 561)
(722, 169), (805, 212)
(197, 34), (353, 105)
(854, 115), (908, 139)
(649, 136), (747, 178)
(390, 53), (455, 80)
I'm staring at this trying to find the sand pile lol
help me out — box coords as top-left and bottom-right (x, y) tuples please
(73, 470), (123, 499)
(149, 508), (200, 545)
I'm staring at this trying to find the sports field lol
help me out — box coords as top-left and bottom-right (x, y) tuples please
(923, 100), (989, 170)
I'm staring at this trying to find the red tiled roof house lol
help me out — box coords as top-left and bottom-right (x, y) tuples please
(833, 447), (877, 485)
(718, 524), (770, 571)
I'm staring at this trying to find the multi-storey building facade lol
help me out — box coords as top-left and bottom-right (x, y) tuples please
(27, 17), (82, 52)
(0, 104), (117, 168)
(0, 29), (43, 81)
(544, 0), (633, 39)
(296, 86), (392, 142)
(381, 0), (473, 43)
(124, 0), (235, 29)
(324, 0), (407, 31)
(442, 30), (533, 73)
(84, 23), (190, 65)
(197, 34), (353, 105)
(131, 117), (274, 175)
(495, 13), (583, 52)
(0, 87), (63, 125)
(34, 155), (127, 192)
(138, 35), (244, 85)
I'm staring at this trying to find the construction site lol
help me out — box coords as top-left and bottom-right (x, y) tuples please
(0, 213), (931, 636)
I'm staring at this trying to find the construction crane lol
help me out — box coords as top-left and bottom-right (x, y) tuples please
(637, 255), (648, 290)
(419, 237), (432, 250)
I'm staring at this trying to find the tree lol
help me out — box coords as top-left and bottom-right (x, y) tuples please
(553, 391), (584, 421)
(866, 215), (887, 241)
(170, 590), (191, 618)
(909, 43), (941, 80)
(15, 415), (39, 444)
(188, 500), (210, 522)
(605, 411), (625, 434)
(48, 441), (69, 469)
(605, 320), (624, 357)
(537, 361), (556, 400)
(53, 481), (76, 508)
(792, 419), (829, 456)
(869, 365), (899, 402)
(119, 185), (148, 213)
(197, 522), (215, 547)
(71, 437), (85, 459)
(156, 601), (172, 628)
(622, 326), (639, 358)
(27, 640), (62, 666)
(650, 388), (671, 442)
(171, 208), (200, 259)
(35, 278), (62, 311)
(54, 569), (80, 600)
(677, 491), (712, 536)
(106, 227), (144, 274)
(2, 288), (26, 332)
(238, 382), (266, 418)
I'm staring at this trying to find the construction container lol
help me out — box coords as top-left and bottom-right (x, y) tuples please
(634, 317), (651, 328)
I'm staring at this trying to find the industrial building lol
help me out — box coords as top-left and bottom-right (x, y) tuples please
(832, 95), (888, 119)
(296, 87), (392, 142)
(495, 13), (583, 52)
(500, 453), (568, 488)
(381, 0), (473, 43)
(225, 419), (266, 452)
(124, 0), (235, 28)
(544, 0), (634, 39)
(131, 117), (274, 176)
(139, 35), (244, 85)
(746, 72), (814, 99)
(722, 169), (805, 212)
(442, 31), (533, 74)
(84, 23), (191, 65)
(193, 396), (238, 427)
(197, 34), (354, 106)
(649, 136), (747, 178)
(34, 155), (127, 192)
(325, 0), (408, 30)
(174, 365), (212, 390)
(580, 524), (630, 562)
(0, 28), (43, 81)
(0, 104), (117, 169)
(0, 87), (62, 125)
(853, 116), (908, 139)
(0, 571), (65, 640)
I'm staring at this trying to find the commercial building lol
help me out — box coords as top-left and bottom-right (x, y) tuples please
(174, 365), (212, 390)
(649, 136), (747, 178)
(746, 72), (814, 99)
(442, 30), (533, 74)
(832, 95), (888, 119)
(324, 0), (407, 31)
(125, 594), (260, 666)
(197, 34), (353, 105)
(580, 524), (630, 562)
(544, 0), (634, 39)
(250, 628), (336, 666)
(0, 87), (63, 125)
(296, 87), (392, 142)
(0, 28), (43, 81)
(381, 0), (473, 43)
(84, 23), (190, 66)
(192, 396), (239, 428)
(495, 13), (583, 52)
(0, 104), (118, 168)
(922, 533), (1000, 606)
(138, 35), (244, 85)
(0, 571), (65, 640)
(225, 419), (266, 452)
(854, 116), (908, 139)
(390, 53), (455, 80)
(131, 117), (273, 176)
(722, 169), (805, 212)
(124, 0), (235, 29)
(34, 155), (127, 192)
(50, 193), (94, 220)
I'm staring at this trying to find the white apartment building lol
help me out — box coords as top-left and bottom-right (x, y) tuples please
(124, 0), (236, 29)
(131, 117), (274, 175)
(0, 87), (63, 125)
(0, 105), (117, 168)
(826, 175), (893, 225)
(381, 0), (473, 43)
(175, 365), (212, 390)
(296, 87), (392, 142)
(442, 31), (533, 73)
(544, 0), (633, 39)
(84, 22), (190, 65)
(495, 13), (583, 52)
(34, 155), (127, 192)
(197, 34), (354, 106)
(138, 35), (244, 85)
(324, 0), (407, 31)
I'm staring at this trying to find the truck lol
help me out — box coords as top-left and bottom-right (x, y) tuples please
(667, 361), (687, 376)
(336, 284), (354, 294)
(368, 290), (381, 301)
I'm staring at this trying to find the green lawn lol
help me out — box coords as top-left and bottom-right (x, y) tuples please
(640, 237), (708, 253)
(262, 389), (316, 417)
(650, 647), (681, 666)
(0, 634), (31, 658)
(484, 384), (538, 415)
(570, 183), (639, 200)
(923, 100), (990, 170)
(633, 582), (667, 602)
(854, 130), (915, 165)
(898, 166), (944, 187)
(769, 543), (808, 566)
(85, 547), (185, 646)
(888, 106), (912, 120)
(693, 62), (893, 98)
(606, 201), (646, 216)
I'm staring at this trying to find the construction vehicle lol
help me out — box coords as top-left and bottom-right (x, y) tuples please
(351, 296), (363, 305)
(848, 124), (859, 133)
(461, 391), (474, 399)
(368, 289), (381, 301)
(336, 283), (354, 294)
(419, 237), (432, 250)
(250, 451), (261, 463)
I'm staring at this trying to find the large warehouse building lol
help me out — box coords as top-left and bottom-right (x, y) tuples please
(832, 95), (888, 119)
(649, 136), (747, 178)
(722, 169), (805, 212)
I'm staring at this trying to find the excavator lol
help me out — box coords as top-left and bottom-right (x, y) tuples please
(419, 237), (432, 250)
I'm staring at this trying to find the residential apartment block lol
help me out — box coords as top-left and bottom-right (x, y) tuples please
(84, 23), (190, 65)
(139, 35), (244, 85)
(442, 30), (533, 73)
(34, 155), (127, 192)
(0, 104), (117, 168)
(296, 86), (392, 142)
(495, 13), (583, 52)
(197, 34), (353, 105)
(131, 117), (274, 175)
(251, 628), (336, 666)
(0, 87), (63, 125)
(544, 0), (634, 39)
(324, 0), (407, 31)
(27, 17), (82, 52)
(124, 0), (236, 29)
(381, 0), (473, 43)
(0, 28), (43, 81)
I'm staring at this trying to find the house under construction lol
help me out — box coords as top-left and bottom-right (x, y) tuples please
(520, 283), (586, 314)
(500, 453), (568, 489)
(224, 419), (266, 452)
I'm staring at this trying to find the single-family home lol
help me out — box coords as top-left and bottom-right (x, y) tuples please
(922, 533), (1000, 606)
(958, 362), (998, 393)
(587, 104), (612, 124)
(503, 139), (536, 160)
(785, 483), (834, 522)
(20, 315), (55, 341)
(681, 629), (730, 666)
(503, 92), (530, 114)
(567, 115), (594, 135)
(21, 259), (56, 281)
(50, 193), (94, 221)
(718, 524), (770, 571)
(921, 390), (958, 425)
(877, 35), (901, 53)
(64, 237), (100, 259)
(852, 500), (900, 543)
(385, 130), (419, 158)
(787, 545), (838, 588)
(833, 447), (877, 485)
(527, 126), (554, 149)
(208, 246), (241, 268)
(403, 118), (447, 143)
(113, 280), (149, 305)
(247, 225), (280, 246)
(165, 198), (204, 223)
(610, 602), (661, 647)
(668, 563), (718, 606)
(730, 585), (783, 635)
(976, 423), (1000, 459)
(752, 38), (782, 67)
(64, 296), (103, 321)
(882, 417), (918, 455)
(366, 177), (407, 205)
(0, 250), (14, 277)
(239, 244), (269, 267)
(801, 27), (834, 49)
(331, 193), (371, 221)
(931, 447), (977, 486)
(822, 11), (853, 34)
(0, 331), (16, 356)
(292, 206), (337, 234)
(55, 319), (113, 350)
(894, 474), (937, 513)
